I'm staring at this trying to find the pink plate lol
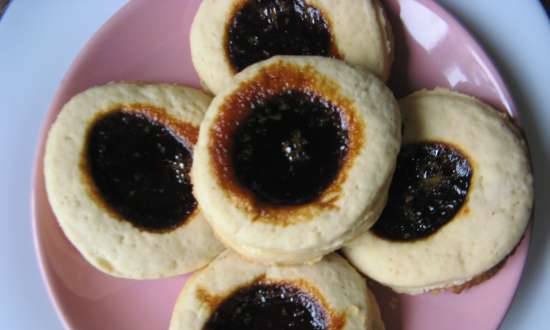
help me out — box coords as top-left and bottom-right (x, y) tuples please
(32, 0), (530, 329)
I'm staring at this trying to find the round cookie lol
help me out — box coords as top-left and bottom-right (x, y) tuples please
(191, 0), (393, 94)
(343, 89), (533, 294)
(44, 82), (225, 279)
(169, 251), (384, 330)
(192, 55), (401, 265)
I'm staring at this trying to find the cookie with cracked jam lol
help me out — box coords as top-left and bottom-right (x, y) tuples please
(190, 0), (393, 94)
(192, 56), (401, 265)
(169, 251), (384, 330)
(44, 82), (224, 279)
(343, 89), (533, 294)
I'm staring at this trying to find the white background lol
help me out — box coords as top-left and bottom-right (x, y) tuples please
(0, 0), (548, 329)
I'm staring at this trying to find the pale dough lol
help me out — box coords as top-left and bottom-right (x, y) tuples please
(192, 56), (401, 265)
(191, 0), (393, 94)
(343, 89), (533, 294)
(44, 82), (225, 279)
(170, 251), (384, 330)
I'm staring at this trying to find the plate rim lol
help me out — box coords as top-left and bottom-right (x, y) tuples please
(30, 1), (139, 329)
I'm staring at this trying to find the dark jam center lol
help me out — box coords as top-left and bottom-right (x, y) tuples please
(86, 110), (196, 231)
(227, 0), (334, 72)
(204, 283), (328, 330)
(372, 143), (472, 241)
(232, 90), (349, 206)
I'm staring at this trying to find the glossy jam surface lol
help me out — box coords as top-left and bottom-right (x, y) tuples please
(203, 283), (328, 330)
(232, 90), (349, 206)
(227, 0), (336, 72)
(372, 143), (472, 240)
(85, 110), (196, 232)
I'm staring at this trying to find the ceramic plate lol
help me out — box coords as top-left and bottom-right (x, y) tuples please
(32, 0), (530, 329)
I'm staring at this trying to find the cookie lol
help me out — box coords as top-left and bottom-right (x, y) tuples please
(191, 0), (393, 94)
(343, 89), (533, 294)
(169, 251), (384, 330)
(44, 82), (225, 279)
(192, 56), (401, 265)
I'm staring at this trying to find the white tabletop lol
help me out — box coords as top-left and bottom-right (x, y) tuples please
(0, 1), (548, 329)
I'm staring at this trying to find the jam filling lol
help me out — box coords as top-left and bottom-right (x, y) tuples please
(227, 0), (336, 72)
(232, 90), (349, 206)
(204, 283), (328, 330)
(85, 110), (196, 232)
(372, 143), (472, 240)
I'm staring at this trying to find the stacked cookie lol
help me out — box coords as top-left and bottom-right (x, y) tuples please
(343, 89), (533, 294)
(192, 55), (401, 266)
(44, 83), (225, 279)
(43, 0), (533, 329)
